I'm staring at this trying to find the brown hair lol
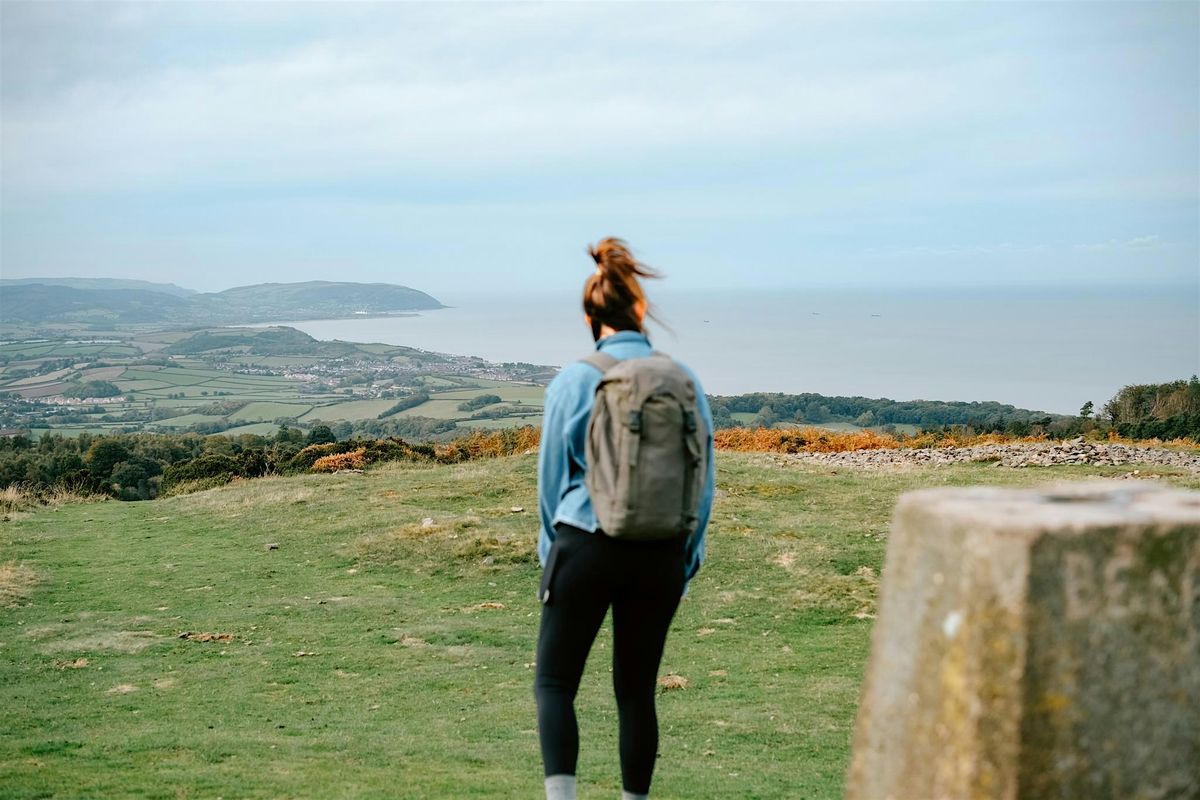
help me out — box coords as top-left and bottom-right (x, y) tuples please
(583, 237), (662, 341)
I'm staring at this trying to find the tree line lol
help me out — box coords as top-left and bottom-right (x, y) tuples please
(707, 392), (1063, 431)
(3, 377), (1195, 503)
(0, 422), (516, 502)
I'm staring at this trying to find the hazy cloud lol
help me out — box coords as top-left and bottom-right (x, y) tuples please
(1, 1), (1196, 291)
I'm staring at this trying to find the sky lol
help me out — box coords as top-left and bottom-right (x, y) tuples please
(1, 1), (1197, 296)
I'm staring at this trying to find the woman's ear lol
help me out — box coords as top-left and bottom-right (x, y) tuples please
(584, 313), (593, 330)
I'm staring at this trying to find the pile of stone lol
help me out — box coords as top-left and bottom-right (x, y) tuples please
(770, 437), (1200, 472)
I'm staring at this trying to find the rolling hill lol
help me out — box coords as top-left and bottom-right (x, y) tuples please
(0, 280), (443, 325)
(0, 277), (196, 297)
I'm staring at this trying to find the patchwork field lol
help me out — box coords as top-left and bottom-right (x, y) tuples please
(2, 341), (547, 437)
(3, 453), (1196, 797)
(300, 399), (408, 423)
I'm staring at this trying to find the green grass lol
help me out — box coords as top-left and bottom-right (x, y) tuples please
(394, 398), (475, 420)
(463, 415), (545, 430)
(433, 386), (545, 404)
(300, 399), (406, 422)
(393, 386), (544, 425)
(220, 422), (285, 437)
(115, 379), (173, 392)
(2, 335), (551, 437)
(146, 414), (228, 429)
(226, 401), (315, 423)
(3, 454), (1195, 798)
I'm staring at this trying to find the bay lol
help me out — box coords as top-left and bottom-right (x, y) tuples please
(248, 286), (1198, 415)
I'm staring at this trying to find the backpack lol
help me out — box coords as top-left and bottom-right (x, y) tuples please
(581, 351), (707, 541)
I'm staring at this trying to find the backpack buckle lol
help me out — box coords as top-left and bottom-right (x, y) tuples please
(628, 410), (643, 433)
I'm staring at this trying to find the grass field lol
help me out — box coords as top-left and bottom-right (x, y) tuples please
(219, 422), (286, 437)
(3, 453), (1196, 798)
(3, 343), (546, 437)
(227, 402), (316, 423)
(300, 399), (406, 423)
(396, 386), (544, 424)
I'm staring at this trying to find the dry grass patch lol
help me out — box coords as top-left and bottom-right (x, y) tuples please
(1, 485), (37, 514)
(178, 631), (234, 643)
(54, 658), (89, 670)
(658, 674), (689, 691)
(166, 477), (310, 514)
(2, 484), (105, 515)
(350, 514), (535, 567)
(0, 561), (38, 607)
(396, 634), (429, 648)
(790, 568), (879, 620)
(35, 629), (163, 654)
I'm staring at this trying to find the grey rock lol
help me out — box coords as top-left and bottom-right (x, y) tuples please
(847, 481), (1200, 800)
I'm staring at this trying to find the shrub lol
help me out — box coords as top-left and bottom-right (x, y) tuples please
(457, 394), (502, 412)
(712, 427), (1060, 453)
(714, 427), (899, 453)
(434, 427), (540, 463)
(285, 442), (352, 472)
(311, 449), (367, 472)
(377, 393), (430, 419)
(161, 454), (241, 490)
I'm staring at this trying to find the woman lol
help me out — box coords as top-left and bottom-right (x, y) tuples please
(535, 238), (716, 800)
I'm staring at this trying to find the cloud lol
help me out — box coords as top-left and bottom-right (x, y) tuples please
(0, 3), (1046, 197)
(1073, 235), (1164, 251)
(1, 2), (1196, 289)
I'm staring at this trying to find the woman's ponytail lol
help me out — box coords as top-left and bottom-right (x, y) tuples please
(583, 238), (662, 341)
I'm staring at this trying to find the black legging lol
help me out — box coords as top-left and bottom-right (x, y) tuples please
(534, 522), (686, 794)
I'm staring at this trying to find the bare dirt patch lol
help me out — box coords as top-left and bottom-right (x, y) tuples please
(54, 658), (89, 670)
(178, 631), (234, 643)
(658, 674), (689, 691)
(350, 515), (535, 566)
(396, 635), (428, 648)
(772, 552), (796, 569)
(461, 601), (506, 613)
(106, 684), (139, 694)
(0, 561), (38, 607)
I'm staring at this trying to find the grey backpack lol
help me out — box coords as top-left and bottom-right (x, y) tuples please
(581, 351), (707, 541)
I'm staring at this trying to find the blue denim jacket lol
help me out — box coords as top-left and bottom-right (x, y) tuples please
(537, 330), (716, 591)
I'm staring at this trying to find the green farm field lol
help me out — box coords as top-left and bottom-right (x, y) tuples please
(227, 402), (316, 423)
(300, 399), (406, 423)
(3, 341), (547, 436)
(4, 454), (1196, 798)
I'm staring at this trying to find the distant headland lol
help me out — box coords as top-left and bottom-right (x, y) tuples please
(0, 278), (444, 326)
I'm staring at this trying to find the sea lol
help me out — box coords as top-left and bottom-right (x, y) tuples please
(248, 286), (1199, 415)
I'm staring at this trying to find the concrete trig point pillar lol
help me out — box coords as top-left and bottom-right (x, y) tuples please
(846, 481), (1200, 800)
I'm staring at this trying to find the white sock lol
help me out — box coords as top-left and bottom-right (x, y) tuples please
(622, 791), (649, 800)
(545, 774), (576, 800)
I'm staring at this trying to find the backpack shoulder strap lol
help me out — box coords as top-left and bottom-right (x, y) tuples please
(580, 352), (619, 374)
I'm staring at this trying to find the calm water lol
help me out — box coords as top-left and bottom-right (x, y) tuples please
(251, 286), (1198, 414)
